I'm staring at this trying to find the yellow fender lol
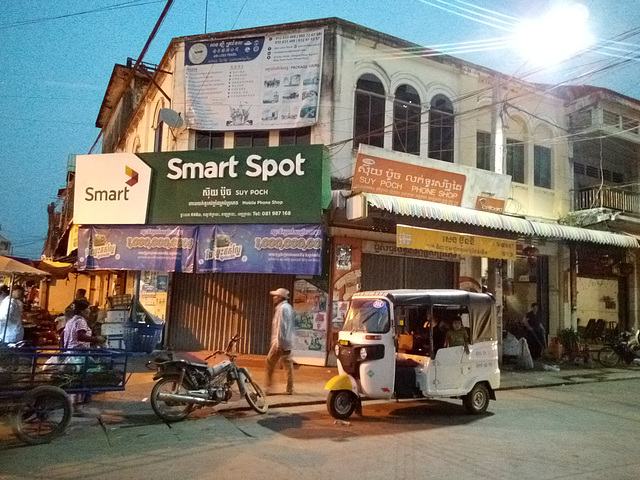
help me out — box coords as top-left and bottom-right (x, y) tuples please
(324, 374), (357, 392)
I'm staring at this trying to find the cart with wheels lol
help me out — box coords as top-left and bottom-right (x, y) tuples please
(0, 347), (128, 445)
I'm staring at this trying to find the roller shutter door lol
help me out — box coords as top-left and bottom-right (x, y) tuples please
(167, 273), (294, 353)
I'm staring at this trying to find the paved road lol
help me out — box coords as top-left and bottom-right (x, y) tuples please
(1, 378), (639, 480)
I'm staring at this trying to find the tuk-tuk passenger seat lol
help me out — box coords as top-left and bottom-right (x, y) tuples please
(397, 334), (414, 353)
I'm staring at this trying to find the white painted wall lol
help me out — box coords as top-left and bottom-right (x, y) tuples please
(576, 277), (619, 325)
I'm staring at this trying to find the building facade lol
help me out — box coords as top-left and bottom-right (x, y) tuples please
(74, 18), (638, 362)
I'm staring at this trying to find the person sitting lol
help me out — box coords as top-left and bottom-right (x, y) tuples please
(433, 317), (450, 354)
(62, 298), (105, 415)
(62, 299), (104, 349)
(444, 316), (470, 354)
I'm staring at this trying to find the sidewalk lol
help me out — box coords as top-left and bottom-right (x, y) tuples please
(86, 351), (640, 424)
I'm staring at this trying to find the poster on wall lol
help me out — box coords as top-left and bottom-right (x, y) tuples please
(139, 271), (169, 322)
(291, 279), (328, 366)
(184, 29), (323, 130)
(195, 224), (323, 275)
(78, 226), (197, 272)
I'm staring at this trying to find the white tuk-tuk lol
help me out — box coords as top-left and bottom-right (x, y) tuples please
(325, 289), (500, 419)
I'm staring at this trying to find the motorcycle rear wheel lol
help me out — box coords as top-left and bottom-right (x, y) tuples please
(242, 373), (268, 414)
(598, 346), (620, 368)
(150, 377), (194, 422)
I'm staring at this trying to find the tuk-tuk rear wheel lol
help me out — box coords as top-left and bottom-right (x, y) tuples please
(464, 383), (490, 415)
(327, 390), (358, 420)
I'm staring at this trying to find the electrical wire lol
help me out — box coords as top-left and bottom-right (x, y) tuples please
(0, 0), (165, 30)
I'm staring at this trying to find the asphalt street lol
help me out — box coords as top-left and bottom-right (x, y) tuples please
(1, 377), (639, 480)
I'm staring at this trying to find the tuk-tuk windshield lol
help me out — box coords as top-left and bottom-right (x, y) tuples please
(343, 299), (390, 333)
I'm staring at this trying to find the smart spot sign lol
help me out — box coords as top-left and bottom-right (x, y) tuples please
(74, 145), (330, 225)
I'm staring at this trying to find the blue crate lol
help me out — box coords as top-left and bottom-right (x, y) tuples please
(123, 323), (164, 353)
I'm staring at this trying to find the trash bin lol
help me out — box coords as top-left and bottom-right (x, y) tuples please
(123, 323), (164, 353)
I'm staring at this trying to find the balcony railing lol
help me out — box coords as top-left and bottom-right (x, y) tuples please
(573, 186), (640, 214)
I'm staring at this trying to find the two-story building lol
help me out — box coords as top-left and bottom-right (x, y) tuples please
(68, 17), (638, 363)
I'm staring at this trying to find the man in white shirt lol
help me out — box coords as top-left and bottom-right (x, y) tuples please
(0, 285), (25, 344)
(265, 288), (295, 395)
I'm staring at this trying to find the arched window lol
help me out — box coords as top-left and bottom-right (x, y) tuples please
(353, 74), (385, 150)
(428, 94), (454, 162)
(393, 84), (421, 155)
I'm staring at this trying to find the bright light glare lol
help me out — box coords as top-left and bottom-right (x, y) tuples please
(512, 3), (594, 66)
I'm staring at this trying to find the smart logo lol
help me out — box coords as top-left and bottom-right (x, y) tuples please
(125, 166), (139, 186)
(84, 166), (139, 201)
(75, 153), (151, 225)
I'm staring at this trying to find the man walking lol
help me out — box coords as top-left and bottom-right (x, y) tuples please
(265, 288), (295, 395)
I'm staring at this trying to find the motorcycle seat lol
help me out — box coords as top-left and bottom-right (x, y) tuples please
(173, 359), (210, 368)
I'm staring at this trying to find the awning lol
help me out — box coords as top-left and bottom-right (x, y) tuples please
(360, 193), (639, 249)
(0, 256), (50, 276)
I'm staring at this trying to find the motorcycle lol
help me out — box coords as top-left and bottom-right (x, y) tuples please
(598, 330), (640, 367)
(148, 334), (268, 422)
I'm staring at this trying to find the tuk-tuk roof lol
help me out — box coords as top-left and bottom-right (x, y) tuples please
(353, 289), (495, 308)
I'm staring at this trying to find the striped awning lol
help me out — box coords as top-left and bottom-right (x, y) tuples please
(362, 193), (639, 248)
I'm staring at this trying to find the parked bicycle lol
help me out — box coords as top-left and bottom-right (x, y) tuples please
(597, 330), (640, 367)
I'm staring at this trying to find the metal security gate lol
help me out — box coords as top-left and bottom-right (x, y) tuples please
(361, 254), (455, 290)
(166, 273), (294, 353)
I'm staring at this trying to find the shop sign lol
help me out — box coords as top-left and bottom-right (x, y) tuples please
(476, 195), (505, 213)
(353, 145), (511, 210)
(196, 224), (323, 275)
(362, 240), (459, 262)
(78, 226), (197, 272)
(396, 225), (516, 260)
(353, 152), (466, 206)
(74, 145), (330, 225)
(184, 28), (323, 130)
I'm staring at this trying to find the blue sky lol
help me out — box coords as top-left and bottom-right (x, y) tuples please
(1, 0), (639, 258)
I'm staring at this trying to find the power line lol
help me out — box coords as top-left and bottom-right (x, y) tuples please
(0, 0), (164, 31)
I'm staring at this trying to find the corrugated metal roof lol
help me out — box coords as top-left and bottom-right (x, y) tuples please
(363, 193), (639, 248)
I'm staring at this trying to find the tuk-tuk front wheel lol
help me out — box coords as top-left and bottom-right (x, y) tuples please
(464, 383), (490, 415)
(327, 390), (358, 420)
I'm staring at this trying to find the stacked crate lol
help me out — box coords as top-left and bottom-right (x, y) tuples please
(102, 295), (131, 350)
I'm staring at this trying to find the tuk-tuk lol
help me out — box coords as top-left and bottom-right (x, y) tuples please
(325, 289), (500, 419)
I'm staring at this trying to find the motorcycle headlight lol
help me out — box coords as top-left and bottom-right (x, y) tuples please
(359, 347), (368, 361)
(334, 344), (340, 357)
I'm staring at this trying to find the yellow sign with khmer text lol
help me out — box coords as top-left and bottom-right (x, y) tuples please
(396, 225), (516, 260)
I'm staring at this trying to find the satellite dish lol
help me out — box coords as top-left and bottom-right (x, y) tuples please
(158, 108), (184, 128)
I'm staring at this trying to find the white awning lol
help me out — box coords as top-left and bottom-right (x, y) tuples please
(361, 193), (639, 248)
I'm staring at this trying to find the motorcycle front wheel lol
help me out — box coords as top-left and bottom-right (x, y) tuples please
(150, 377), (194, 422)
(598, 346), (620, 367)
(241, 373), (268, 414)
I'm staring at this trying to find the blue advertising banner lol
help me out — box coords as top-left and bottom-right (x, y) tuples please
(196, 224), (323, 275)
(78, 226), (197, 272)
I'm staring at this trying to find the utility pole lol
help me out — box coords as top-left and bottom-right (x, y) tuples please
(488, 75), (505, 339)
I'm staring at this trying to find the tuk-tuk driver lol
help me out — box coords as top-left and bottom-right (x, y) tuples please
(444, 316), (470, 354)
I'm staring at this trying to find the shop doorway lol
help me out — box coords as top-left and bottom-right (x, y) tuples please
(503, 255), (549, 336)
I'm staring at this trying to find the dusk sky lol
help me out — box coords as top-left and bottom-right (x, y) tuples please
(2, 0), (639, 258)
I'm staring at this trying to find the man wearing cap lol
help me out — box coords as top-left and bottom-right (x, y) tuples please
(265, 287), (295, 395)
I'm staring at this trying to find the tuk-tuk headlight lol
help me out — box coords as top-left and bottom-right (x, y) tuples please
(359, 347), (368, 361)
(334, 344), (340, 357)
